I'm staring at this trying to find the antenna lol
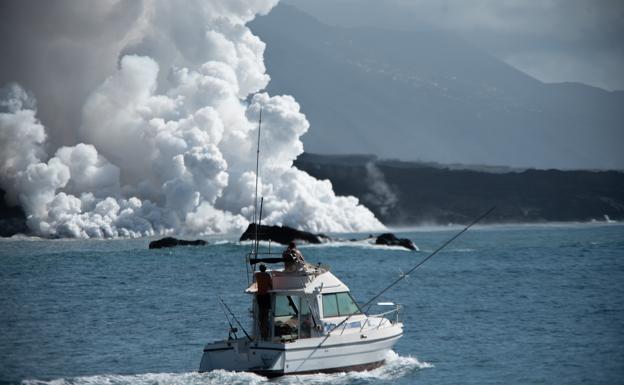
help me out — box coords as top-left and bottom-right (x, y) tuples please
(257, 196), (264, 254)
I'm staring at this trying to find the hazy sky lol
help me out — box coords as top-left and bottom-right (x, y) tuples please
(286, 0), (624, 91)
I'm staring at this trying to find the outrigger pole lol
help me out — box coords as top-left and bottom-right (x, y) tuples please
(252, 108), (262, 257)
(362, 206), (496, 310)
(329, 206), (496, 334)
(246, 108), (263, 285)
(292, 207), (496, 373)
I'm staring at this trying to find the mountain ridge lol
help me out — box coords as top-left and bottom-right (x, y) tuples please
(250, 4), (624, 170)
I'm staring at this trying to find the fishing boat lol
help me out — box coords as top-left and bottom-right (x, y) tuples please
(198, 255), (403, 376)
(199, 110), (402, 376)
(198, 110), (492, 377)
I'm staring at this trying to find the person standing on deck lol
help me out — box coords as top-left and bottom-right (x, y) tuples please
(255, 264), (272, 339)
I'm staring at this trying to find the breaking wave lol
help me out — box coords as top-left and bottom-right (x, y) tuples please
(301, 241), (418, 252)
(21, 352), (431, 385)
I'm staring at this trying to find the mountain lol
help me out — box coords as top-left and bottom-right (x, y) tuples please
(294, 153), (624, 225)
(250, 4), (624, 170)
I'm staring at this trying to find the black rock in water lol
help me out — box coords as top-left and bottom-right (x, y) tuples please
(149, 237), (207, 249)
(375, 233), (417, 251)
(240, 223), (330, 245)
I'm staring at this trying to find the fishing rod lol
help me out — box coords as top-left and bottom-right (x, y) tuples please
(218, 298), (238, 339)
(219, 296), (252, 341)
(328, 206), (496, 334)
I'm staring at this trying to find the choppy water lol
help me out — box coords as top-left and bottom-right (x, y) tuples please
(1, 223), (623, 384)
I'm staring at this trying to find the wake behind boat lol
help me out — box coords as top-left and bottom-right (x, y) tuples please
(199, 248), (403, 377)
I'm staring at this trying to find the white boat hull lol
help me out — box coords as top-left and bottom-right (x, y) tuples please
(200, 323), (403, 377)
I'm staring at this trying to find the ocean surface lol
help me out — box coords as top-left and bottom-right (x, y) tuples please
(1, 223), (623, 385)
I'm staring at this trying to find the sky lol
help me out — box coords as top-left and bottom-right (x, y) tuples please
(285, 0), (624, 91)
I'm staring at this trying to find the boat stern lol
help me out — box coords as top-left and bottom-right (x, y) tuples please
(199, 338), (284, 373)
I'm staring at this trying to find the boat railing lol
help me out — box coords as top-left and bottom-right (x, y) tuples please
(358, 304), (402, 333)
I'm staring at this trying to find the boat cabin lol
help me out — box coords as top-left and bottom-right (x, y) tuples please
(247, 266), (365, 342)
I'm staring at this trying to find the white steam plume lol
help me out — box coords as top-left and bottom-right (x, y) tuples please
(0, 0), (384, 238)
(364, 162), (398, 216)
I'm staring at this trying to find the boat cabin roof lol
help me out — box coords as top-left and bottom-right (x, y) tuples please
(246, 267), (350, 295)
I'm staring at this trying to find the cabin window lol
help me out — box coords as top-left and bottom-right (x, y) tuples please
(273, 295), (299, 339)
(299, 296), (313, 339)
(274, 295), (298, 317)
(272, 295), (318, 340)
(322, 293), (339, 317)
(322, 292), (361, 317)
(336, 292), (361, 315)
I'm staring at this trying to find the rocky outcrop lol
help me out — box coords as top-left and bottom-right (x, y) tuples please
(240, 224), (417, 251)
(240, 223), (330, 245)
(375, 233), (417, 251)
(149, 237), (207, 249)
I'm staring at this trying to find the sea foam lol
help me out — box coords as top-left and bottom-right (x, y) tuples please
(21, 352), (431, 385)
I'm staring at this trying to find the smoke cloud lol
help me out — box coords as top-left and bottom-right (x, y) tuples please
(364, 162), (398, 217)
(0, 0), (383, 238)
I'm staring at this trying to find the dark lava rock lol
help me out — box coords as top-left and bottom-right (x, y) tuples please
(375, 233), (417, 251)
(0, 188), (28, 237)
(149, 237), (207, 249)
(240, 223), (331, 245)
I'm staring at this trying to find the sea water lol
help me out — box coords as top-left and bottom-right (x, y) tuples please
(1, 223), (623, 385)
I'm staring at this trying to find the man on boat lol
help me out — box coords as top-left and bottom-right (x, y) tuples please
(282, 241), (305, 272)
(255, 264), (272, 339)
